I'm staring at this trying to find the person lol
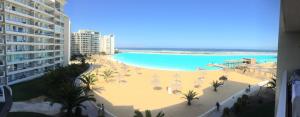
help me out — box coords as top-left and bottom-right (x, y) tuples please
(248, 84), (251, 91)
(102, 104), (105, 112)
(216, 102), (220, 111)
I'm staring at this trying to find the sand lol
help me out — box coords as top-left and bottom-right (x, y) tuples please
(88, 55), (266, 117)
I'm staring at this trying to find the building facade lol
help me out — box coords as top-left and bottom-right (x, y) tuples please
(71, 30), (100, 55)
(100, 34), (115, 55)
(0, 0), (70, 85)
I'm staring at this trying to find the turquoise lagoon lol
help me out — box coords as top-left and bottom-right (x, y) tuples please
(113, 52), (277, 71)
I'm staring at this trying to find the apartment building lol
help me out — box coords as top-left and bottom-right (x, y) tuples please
(0, 0), (70, 85)
(100, 34), (115, 55)
(71, 30), (100, 55)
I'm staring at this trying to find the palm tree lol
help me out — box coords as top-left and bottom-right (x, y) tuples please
(267, 78), (276, 89)
(212, 80), (221, 92)
(100, 69), (115, 82)
(182, 90), (199, 106)
(49, 83), (96, 117)
(79, 73), (97, 92)
(133, 110), (165, 117)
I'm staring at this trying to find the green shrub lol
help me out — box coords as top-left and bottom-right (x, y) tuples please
(222, 107), (231, 117)
(241, 94), (249, 106)
(233, 102), (241, 113)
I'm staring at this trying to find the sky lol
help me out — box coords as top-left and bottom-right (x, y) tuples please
(65, 0), (280, 50)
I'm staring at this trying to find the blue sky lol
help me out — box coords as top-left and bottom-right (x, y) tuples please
(65, 0), (280, 50)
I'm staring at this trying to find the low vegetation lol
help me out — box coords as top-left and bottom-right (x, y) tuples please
(11, 56), (96, 117)
(79, 73), (97, 92)
(219, 75), (228, 82)
(182, 90), (199, 106)
(267, 78), (276, 89)
(100, 69), (116, 82)
(221, 88), (275, 117)
(47, 82), (95, 117)
(7, 112), (52, 117)
(133, 110), (165, 117)
(222, 107), (230, 117)
(212, 80), (222, 92)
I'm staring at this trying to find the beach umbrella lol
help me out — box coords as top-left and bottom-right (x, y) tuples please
(198, 77), (205, 82)
(152, 74), (159, 79)
(170, 80), (182, 93)
(172, 73), (181, 91)
(151, 77), (161, 90)
(135, 67), (142, 75)
(174, 73), (181, 81)
(194, 77), (203, 88)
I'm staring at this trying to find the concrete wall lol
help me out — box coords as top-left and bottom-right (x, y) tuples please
(64, 16), (71, 66)
(276, 1), (300, 114)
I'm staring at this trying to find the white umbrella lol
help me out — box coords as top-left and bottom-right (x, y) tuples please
(174, 73), (181, 81)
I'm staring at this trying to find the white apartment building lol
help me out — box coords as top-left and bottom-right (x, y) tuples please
(0, 0), (70, 85)
(100, 34), (115, 55)
(71, 30), (100, 55)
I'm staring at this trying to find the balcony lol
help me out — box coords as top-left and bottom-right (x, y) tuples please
(0, 48), (4, 55)
(0, 71), (4, 77)
(5, 6), (54, 25)
(0, 39), (3, 44)
(0, 60), (3, 66)
(33, 0), (55, 9)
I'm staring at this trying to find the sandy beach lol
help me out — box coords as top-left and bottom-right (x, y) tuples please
(89, 55), (270, 117)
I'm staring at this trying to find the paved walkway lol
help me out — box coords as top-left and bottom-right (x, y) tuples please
(10, 102), (61, 115)
(198, 80), (269, 117)
(79, 64), (116, 117)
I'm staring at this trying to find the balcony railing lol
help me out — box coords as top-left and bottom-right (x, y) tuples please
(0, 71), (4, 77)
(0, 60), (3, 66)
(0, 49), (4, 55)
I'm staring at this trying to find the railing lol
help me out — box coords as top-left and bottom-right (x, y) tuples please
(0, 48), (3, 54)
(0, 71), (4, 77)
(276, 71), (287, 117)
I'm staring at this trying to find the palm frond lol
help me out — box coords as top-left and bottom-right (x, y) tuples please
(134, 110), (144, 117)
(145, 110), (152, 117)
(156, 111), (165, 117)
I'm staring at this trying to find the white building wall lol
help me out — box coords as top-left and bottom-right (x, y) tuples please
(63, 16), (70, 66)
(100, 34), (115, 55)
(0, 0), (68, 85)
(71, 30), (100, 55)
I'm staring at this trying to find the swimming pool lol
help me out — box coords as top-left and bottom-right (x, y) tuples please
(113, 52), (277, 71)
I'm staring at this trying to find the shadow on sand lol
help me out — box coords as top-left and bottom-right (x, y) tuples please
(93, 80), (251, 117)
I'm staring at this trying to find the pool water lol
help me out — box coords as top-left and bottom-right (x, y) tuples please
(113, 52), (277, 71)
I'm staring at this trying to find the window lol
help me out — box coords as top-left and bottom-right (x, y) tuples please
(12, 6), (16, 11)
(13, 26), (16, 31)
(18, 27), (23, 32)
